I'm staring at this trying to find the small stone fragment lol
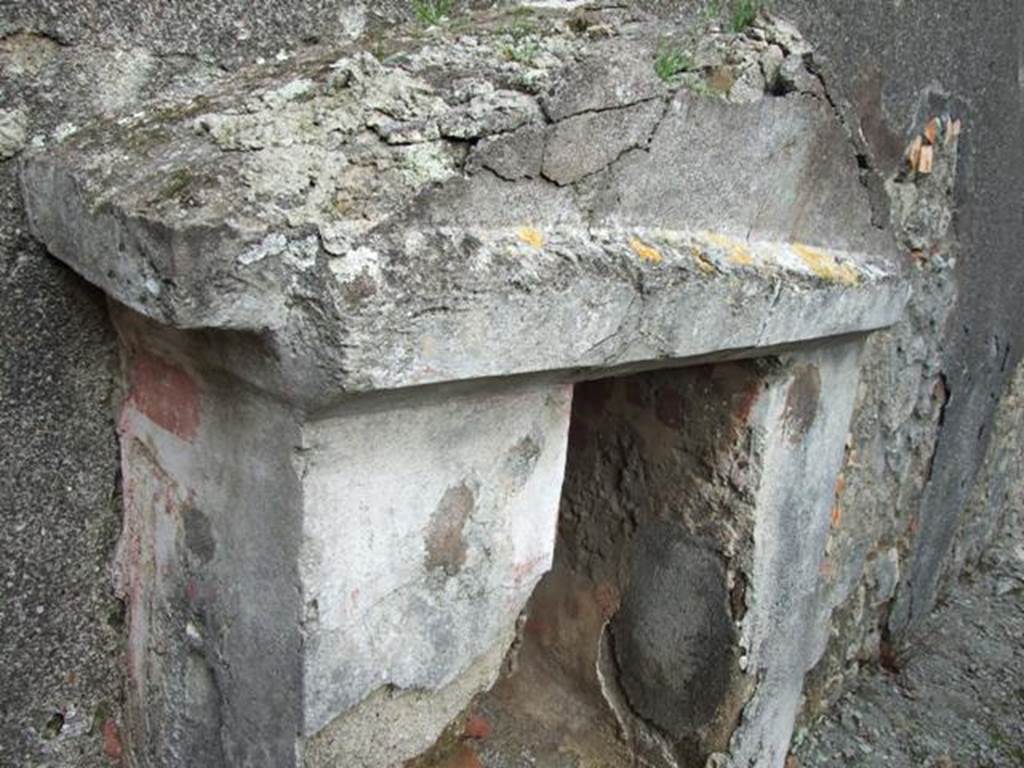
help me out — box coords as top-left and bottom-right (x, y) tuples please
(369, 116), (440, 144)
(729, 63), (767, 103)
(0, 108), (28, 160)
(469, 123), (545, 180)
(762, 15), (814, 56)
(776, 54), (822, 95)
(917, 144), (934, 174)
(760, 44), (786, 90)
(542, 98), (663, 185)
(747, 26), (768, 43)
(439, 90), (541, 139)
(906, 135), (923, 171)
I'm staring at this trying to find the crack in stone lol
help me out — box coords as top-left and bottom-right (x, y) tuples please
(802, 58), (888, 231)
(540, 95), (669, 188)
(754, 280), (786, 348)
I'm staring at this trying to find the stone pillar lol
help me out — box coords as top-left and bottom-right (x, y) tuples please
(110, 305), (572, 767)
(114, 311), (306, 767)
(728, 339), (864, 768)
(512, 339), (863, 768)
(298, 377), (572, 767)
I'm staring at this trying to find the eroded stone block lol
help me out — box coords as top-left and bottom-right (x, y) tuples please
(19, 8), (904, 404)
(18, 5), (905, 766)
(612, 527), (737, 741)
(298, 381), (572, 762)
(110, 305), (572, 766)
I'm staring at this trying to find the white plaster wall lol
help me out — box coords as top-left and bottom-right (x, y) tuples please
(297, 379), (573, 735)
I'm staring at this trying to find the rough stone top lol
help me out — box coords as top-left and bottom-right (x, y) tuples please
(21, 4), (906, 402)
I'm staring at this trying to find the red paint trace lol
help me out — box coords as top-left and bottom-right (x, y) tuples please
(102, 719), (124, 762)
(127, 352), (200, 441)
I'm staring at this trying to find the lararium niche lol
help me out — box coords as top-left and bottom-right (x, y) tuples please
(18, 5), (906, 767)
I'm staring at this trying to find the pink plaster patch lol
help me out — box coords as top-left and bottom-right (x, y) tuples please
(102, 719), (124, 762)
(511, 554), (547, 586)
(127, 352), (200, 441)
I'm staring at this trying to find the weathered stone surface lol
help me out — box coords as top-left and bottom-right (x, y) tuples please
(10, 5), (925, 768)
(587, 91), (877, 250)
(106, 301), (573, 767)
(5, 1), (1023, 767)
(539, 34), (665, 121)
(298, 379), (572, 744)
(18, 8), (904, 406)
(541, 97), (663, 184)
(468, 123), (546, 180)
(0, 108), (28, 160)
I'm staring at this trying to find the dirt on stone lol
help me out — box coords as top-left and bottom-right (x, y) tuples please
(795, 531), (1024, 768)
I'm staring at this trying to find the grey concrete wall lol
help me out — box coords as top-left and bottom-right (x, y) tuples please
(2, 1), (1022, 766)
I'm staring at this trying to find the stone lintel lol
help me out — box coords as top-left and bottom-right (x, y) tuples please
(20, 7), (905, 406)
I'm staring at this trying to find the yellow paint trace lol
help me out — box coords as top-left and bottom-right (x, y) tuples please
(517, 226), (544, 249)
(629, 237), (663, 264)
(792, 243), (860, 286)
(705, 232), (753, 267)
